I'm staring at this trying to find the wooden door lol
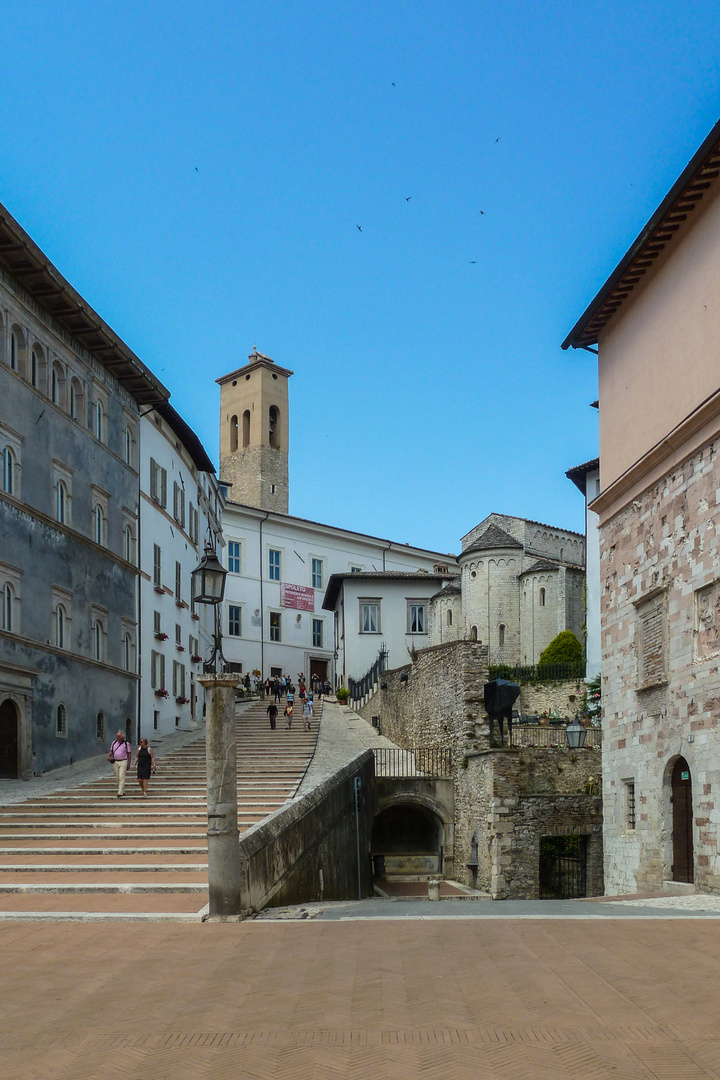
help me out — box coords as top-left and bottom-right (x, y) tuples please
(0, 699), (19, 779)
(672, 757), (694, 883)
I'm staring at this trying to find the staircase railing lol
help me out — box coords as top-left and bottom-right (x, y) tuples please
(348, 645), (388, 702)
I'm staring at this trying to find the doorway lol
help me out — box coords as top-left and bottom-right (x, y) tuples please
(539, 835), (587, 899)
(671, 757), (694, 883)
(310, 658), (328, 682)
(0, 698), (19, 779)
(371, 803), (443, 878)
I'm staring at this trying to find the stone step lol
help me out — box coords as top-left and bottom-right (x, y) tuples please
(0, 883), (207, 893)
(0, 862), (208, 872)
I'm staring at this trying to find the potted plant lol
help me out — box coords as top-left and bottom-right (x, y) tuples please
(190, 653), (202, 664)
(176, 695), (190, 705)
(155, 688), (170, 699)
(336, 686), (350, 703)
(154, 631), (168, 641)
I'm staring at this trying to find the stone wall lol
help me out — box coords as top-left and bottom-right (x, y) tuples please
(517, 678), (586, 718)
(237, 751), (374, 913)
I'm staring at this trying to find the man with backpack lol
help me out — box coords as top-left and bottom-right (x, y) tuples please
(107, 730), (132, 797)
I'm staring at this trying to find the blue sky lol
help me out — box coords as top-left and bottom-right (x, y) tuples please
(2, 1), (720, 553)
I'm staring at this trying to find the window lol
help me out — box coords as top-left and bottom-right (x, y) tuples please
(447, 609), (453, 627)
(31, 346), (46, 390)
(153, 710), (159, 731)
(312, 618), (323, 648)
(122, 632), (133, 671)
(93, 503), (105, 546)
(407, 603), (426, 635)
(51, 361), (66, 409)
(228, 605), (242, 636)
(360, 601), (380, 634)
(123, 524), (134, 563)
(228, 541), (241, 573)
(56, 604), (67, 648)
(230, 414), (238, 452)
(1, 446), (15, 496)
(175, 561), (182, 602)
(153, 610), (161, 634)
(539, 587), (546, 607)
(189, 503), (198, 545)
(123, 426), (133, 465)
(93, 398), (105, 441)
(173, 482), (185, 528)
(350, 566), (363, 574)
(2, 582), (14, 632)
(151, 650), (165, 690)
(625, 779), (636, 830)
(96, 712), (105, 740)
(242, 410), (250, 447)
(311, 558), (323, 590)
(56, 704), (67, 738)
(69, 377), (85, 423)
(10, 327), (26, 376)
(173, 660), (186, 698)
(92, 616), (105, 662)
(175, 622), (182, 646)
(269, 405), (280, 449)
(269, 611), (281, 642)
(268, 549), (281, 581)
(153, 544), (162, 589)
(636, 591), (668, 689)
(52, 589), (71, 650)
(56, 480), (68, 524)
(498, 623), (506, 648)
(150, 459), (167, 507)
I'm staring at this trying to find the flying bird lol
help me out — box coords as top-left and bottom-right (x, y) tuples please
(195, 167), (199, 171)
(469, 260), (477, 264)
(480, 210), (484, 215)
(406, 196), (412, 201)
(495, 138), (499, 143)
(391, 82), (396, 86)
(357, 225), (362, 232)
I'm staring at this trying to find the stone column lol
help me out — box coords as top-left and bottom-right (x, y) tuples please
(197, 674), (241, 918)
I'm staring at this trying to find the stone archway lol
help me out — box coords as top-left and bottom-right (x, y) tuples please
(371, 800), (446, 879)
(0, 698), (19, 779)
(671, 757), (694, 883)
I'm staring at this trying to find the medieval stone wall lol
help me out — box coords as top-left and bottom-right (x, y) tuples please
(601, 436), (720, 895)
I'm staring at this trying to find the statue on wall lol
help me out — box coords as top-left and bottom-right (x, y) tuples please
(483, 679), (520, 747)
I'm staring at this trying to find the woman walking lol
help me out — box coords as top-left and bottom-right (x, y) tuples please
(133, 738), (156, 797)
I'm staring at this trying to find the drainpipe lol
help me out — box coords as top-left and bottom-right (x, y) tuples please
(136, 492), (142, 743)
(381, 540), (392, 571)
(258, 510), (270, 677)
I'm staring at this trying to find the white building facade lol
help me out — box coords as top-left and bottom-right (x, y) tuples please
(139, 403), (223, 737)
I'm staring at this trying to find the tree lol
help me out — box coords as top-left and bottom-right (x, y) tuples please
(538, 630), (583, 667)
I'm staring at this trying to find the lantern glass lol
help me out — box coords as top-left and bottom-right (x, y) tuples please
(565, 717), (587, 749)
(192, 546), (227, 605)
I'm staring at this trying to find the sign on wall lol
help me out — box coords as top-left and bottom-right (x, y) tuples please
(281, 583), (315, 611)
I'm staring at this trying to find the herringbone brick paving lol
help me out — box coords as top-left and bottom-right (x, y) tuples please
(1, 919), (720, 1078)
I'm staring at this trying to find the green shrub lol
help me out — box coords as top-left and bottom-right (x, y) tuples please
(538, 630), (583, 667)
(336, 686), (350, 702)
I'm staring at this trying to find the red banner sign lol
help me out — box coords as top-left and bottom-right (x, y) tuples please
(281, 583), (315, 611)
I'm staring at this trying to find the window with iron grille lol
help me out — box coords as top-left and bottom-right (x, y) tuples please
(625, 779), (636, 830)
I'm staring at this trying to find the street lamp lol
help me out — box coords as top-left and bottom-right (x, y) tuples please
(566, 715), (587, 749)
(192, 543), (241, 918)
(191, 543), (228, 674)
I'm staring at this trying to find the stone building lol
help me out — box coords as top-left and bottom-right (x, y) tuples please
(0, 200), (168, 777)
(563, 117), (720, 894)
(566, 457), (601, 679)
(218, 351), (457, 685)
(428, 513), (585, 666)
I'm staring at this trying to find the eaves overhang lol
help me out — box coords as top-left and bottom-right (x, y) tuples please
(0, 201), (169, 406)
(562, 117), (720, 351)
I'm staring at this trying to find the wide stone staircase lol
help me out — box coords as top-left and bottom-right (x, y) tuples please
(0, 698), (320, 919)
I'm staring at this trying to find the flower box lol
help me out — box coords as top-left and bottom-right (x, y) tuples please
(154, 632), (168, 641)
(176, 645), (185, 652)
(176, 696), (190, 705)
(155, 688), (170, 699)
(190, 654), (202, 664)
(191, 612), (200, 621)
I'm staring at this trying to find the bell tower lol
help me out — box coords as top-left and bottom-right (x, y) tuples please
(217, 350), (293, 513)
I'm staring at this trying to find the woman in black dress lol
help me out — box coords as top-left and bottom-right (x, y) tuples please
(133, 738), (156, 797)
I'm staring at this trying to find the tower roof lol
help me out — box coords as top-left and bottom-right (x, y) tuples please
(460, 524), (523, 556)
(216, 350), (293, 385)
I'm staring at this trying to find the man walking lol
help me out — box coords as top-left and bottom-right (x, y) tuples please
(267, 701), (278, 730)
(108, 729), (132, 798)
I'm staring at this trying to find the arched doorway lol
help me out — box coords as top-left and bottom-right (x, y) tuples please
(672, 757), (694, 883)
(371, 803), (443, 878)
(0, 698), (19, 779)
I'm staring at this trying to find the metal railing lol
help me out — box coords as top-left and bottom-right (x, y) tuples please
(488, 662), (585, 682)
(374, 747), (453, 778)
(349, 646), (388, 701)
(510, 725), (602, 748)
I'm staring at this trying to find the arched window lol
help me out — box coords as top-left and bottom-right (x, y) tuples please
(539, 587), (546, 607)
(498, 623), (506, 648)
(122, 633), (132, 671)
(470, 625), (478, 642)
(230, 414), (238, 452)
(56, 604), (66, 649)
(269, 405), (280, 449)
(96, 712), (105, 740)
(123, 524), (134, 563)
(93, 504), (105, 546)
(56, 481), (67, 524)
(56, 704), (67, 736)
(69, 377), (85, 422)
(9, 327), (26, 375)
(93, 619), (104, 661)
(51, 361), (66, 409)
(31, 345), (46, 390)
(242, 410), (250, 448)
(123, 426), (133, 465)
(94, 400), (104, 441)
(1, 446), (15, 495)
(2, 583), (13, 632)
(447, 608), (453, 627)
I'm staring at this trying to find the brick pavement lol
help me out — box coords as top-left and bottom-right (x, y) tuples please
(2, 918), (720, 1078)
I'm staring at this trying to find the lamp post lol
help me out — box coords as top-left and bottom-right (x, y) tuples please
(192, 544), (242, 918)
(566, 714), (587, 749)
